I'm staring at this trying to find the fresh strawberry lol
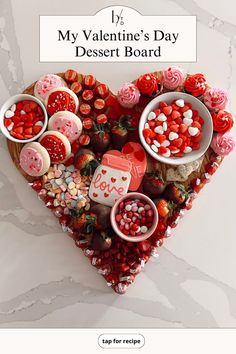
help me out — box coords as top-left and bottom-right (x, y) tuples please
(71, 212), (87, 230)
(74, 148), (99, 176)
(155, 198), (173, 217)
(142, 171), (166, 197)
(165, 182), (187, 204)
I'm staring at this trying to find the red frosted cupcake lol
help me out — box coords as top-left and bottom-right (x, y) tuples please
(136, 73), (161, 97)
(184, 73), (207, 98)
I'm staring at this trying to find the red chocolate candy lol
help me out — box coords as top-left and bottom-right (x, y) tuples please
(96, 114), (108, 124)
(82, 89), (94, 102)
(70, 82), (82, 95)
(82, 117), (93, 130)
(79, 134), (90, 145)
(94, 98), (106, 111)
(64, 69), (78, 83)
(79, 102), (91, 116)
(83, 74), (96, 88)
(95, 83), (109, 98)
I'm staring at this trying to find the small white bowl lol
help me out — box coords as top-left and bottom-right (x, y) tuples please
(0, 94), (48, 143)
(139, 92), (213, 165)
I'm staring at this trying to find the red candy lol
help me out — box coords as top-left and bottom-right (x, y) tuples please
(70, 82), (82, 95)
(4, 99), (44, 140)
(83, 74), (96, 88)
(79, 134), (90, 146)
(94, 98), (106, 111)
(82, 117), (93, 130)
(64, 69), (78, 83)
(95, 83), (109, 98)
(79, 103), (91, 116)
(82, 89), (94, 102)
(96, 114), (108, 124)
(142, 98), (204, 158)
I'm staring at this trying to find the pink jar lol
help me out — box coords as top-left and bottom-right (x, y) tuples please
(89, 152), (132, 207)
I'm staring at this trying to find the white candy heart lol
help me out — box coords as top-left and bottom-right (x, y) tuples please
(144, 122), (149, 129)
(5, 110), (14, 118)
(169, 132), (179, 141)
(188, 127), (199, 136)
(162, 148), (171, 158)
(172, 149), (180, 154)
(161, 140), (170, 147)
(148, 111), (156, 120)
(157, 113), (167, 121)
(184, 146), (192, 153)
(20, 110), (26, 115)
(35, 121), (44, 127)
(183, 117), (193, 126)
(153, 140), (161, 147)
(10, 104), (16, 112)
(175, 99), (185, 107)
(162, 122), (168, 131)
(183, 109), (193, 119)
(151, 144), (158, 153)
(154, 126), (164, 134)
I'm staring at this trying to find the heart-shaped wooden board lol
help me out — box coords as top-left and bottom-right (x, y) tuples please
(6, 71), (222, 294)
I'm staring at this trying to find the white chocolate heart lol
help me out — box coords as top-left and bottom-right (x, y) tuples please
(151, 144), (158, 153)
(157, 113), (167, 121)
(148, 111), (156, 120)
(175, 99), (185, 107)
(153, 140), (161, 147)
(162, 122), (168, 131)
(166, 168), (185, 181)
(178, 164), (193, 178)
(161, 140), (170, 147)
(183, 109), (193, 119)
(169, 132), (179, 140)
(188, 127), (199, 136)
(184, 146), (192, 153)
(154, 126), (164, 134)
(183, 117), (193, 126)
(5, 110), (14, 118)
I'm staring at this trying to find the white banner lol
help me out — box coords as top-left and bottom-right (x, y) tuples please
(39, 6), (196, 62)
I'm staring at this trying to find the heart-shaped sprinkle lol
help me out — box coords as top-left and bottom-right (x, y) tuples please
(188, 127), (199, 136)
(104, 193), (109, 197)
(183, 109), (193, 119)
(169, 132), (179, 141)
(183, 117), (193, 126)
(184, 146), (192, 153)
(122, 176), (127, 181)
(148, 111), (156, 120)
(111, 177), (116, 183)
(101, 169), (107, 174)
(161, 140), (170, 147)
(93, 192), (98, 197)
(175, 99), (185, 107)
(157, 113), (167, 122)
(154, 126), (164, 134)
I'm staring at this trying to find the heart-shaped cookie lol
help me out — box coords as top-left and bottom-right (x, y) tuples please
(5, 69), (224, 294)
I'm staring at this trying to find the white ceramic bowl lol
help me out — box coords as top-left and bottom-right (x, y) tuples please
(139, 92), (213, 165)
(0, 94), (48, 143)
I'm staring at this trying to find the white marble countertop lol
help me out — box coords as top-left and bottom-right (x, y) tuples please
(0, 0), (236, 328)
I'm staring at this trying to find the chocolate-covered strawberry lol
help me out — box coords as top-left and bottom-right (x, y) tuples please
(91, 230), (112, 251)
(91, 130), (110, 152)
(164, 182), (187, 204)
(111, 115), (136, 150)
(90, 204), (111, 230)
(142, 171), (166, 197)
(74, 148), (99, 176)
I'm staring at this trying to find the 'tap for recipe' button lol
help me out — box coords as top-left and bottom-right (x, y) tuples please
(98, 333), (145, 349)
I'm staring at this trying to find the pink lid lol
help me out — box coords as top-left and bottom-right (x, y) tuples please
(102, 152), (132, 172)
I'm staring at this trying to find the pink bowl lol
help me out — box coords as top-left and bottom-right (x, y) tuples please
(110, 192), (159, 242)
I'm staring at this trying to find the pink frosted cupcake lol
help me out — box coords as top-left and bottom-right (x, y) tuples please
(117, 83), (140, 108)
(162, 66), (185, 90)
(204, 88), (228, 111)
(34, 74), (67, 102)
(211, 132), (236, 156)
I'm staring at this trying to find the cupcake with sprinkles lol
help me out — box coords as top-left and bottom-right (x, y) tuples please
(136, 73), (161, 97)
(203, 87), (228, 111)
(184, 73), (207, 98)
(162, 66), (185, 91)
